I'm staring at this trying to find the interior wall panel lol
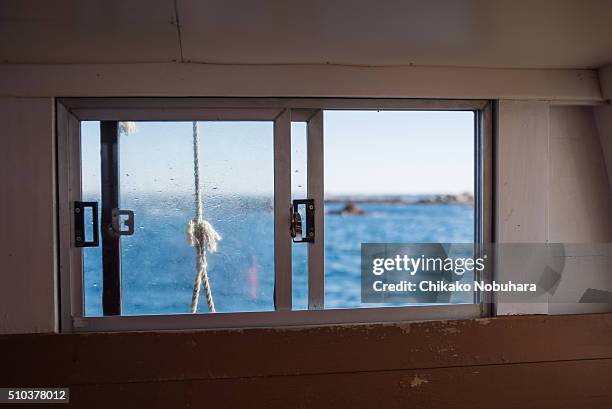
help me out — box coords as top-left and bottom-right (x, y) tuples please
(68, 360), (612, 409)
(0, 63), (602, 102)
(495, 100), (550, 315)
(2, 314), (612, 408)
(0, 97), (57, 333)
(549, 106), (612, 242)
(0, 0), (180, 63)
(594, 104), (612, 195)
(548, 106), (612, 315)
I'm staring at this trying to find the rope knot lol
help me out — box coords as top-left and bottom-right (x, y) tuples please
(187, 218), (221, 253)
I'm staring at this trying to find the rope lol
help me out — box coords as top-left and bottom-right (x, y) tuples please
(187, 121), (221, 313)
(119, 121), (137, 135)
(192, 121), (203, 221)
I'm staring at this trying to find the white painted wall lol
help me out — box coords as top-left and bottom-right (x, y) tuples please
(595, 104), (612, 194)
(594, 64), (612, 196)
(496, 101), (550, 243)
(0, 63), (603, 102)
(0, 97), (57, 333)
(496, 101), (612, 315)
(0, 63), (610, 332)
(549, 106), (612, 242)
(548, 106), (612, 314)
(495, 101), (550, 315)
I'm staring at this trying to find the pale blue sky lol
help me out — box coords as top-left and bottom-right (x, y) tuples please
(81, 110), (474, 196)
(324, 110), (473, 195)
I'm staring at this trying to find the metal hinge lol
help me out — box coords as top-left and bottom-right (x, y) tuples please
(74, 201), (99, 247)
(291, 199), (315, 243)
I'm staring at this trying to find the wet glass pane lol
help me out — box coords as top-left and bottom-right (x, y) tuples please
(291, 122), (308, 310)
(82, 121), (275, 316)
(81, 121), (103, 316)
(323, 111), (475, 308)
(119, 121), (275, 314)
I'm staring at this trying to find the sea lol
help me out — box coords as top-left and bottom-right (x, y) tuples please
(83, 196), (474, 316)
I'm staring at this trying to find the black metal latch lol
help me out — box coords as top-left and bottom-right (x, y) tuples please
(74, 201), (99, 247)
(291, 199), (315, 243)
(111, 208), (135, 237)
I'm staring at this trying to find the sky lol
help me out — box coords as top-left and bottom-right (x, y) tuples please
(81, 110), (474, 197)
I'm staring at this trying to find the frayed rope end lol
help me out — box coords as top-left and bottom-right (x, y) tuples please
(187, 218), (221, 253)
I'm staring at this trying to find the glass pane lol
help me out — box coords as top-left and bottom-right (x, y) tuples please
(82, 121), (275, 316)
(323, 110), (475, 309)
(120, 121), (275, 314)
(291, 122), (308, 310)
(81, 121), (103, 316)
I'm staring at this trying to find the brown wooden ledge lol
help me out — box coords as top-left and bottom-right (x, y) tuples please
(2, 313), (612, 408)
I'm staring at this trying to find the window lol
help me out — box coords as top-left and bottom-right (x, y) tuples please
(324, 111), (476, 308)
(57, 98), (492, 332)
(80, 120), (276, 316)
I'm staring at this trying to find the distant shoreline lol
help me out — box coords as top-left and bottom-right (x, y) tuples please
(325, 193), (474, 206)
(326, 194), (474, 215)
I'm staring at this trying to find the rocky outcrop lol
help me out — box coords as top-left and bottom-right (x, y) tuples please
(328, 201), (365, 215)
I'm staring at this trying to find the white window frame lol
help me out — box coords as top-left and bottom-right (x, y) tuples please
(57, 97), (492, 332)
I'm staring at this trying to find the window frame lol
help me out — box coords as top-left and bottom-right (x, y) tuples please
(57, 97), (493, 332)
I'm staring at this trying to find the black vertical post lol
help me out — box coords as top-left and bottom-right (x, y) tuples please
(100, 121), (121, 315)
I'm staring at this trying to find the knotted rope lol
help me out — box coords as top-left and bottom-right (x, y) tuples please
(188, 121), (221, 313)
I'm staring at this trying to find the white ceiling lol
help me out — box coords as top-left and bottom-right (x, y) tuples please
(1, 0), (612, 69)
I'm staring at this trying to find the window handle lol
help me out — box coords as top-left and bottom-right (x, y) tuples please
(291, 199), (315, 243)
(74, 201), (99, 247)
(111, 208), (135, 236)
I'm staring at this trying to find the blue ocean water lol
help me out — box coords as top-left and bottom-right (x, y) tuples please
(83, 198), (474, 316)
